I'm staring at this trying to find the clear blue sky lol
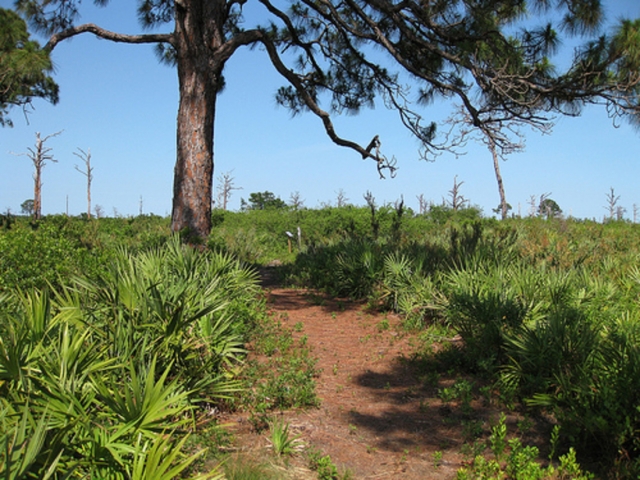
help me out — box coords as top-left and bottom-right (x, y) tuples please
(1, 0), (639, 220)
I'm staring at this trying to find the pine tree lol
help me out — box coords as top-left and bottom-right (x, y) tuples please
(0, 8), (58, 126)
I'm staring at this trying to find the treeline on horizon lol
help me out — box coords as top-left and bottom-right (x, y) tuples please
(1, 201), (639, 290)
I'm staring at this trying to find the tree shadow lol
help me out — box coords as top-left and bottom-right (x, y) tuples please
(343, 355), (550, 456)
(263, 282), (366, 316)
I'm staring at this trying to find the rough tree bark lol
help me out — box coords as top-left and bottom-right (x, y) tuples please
(171, 1), (220, 240)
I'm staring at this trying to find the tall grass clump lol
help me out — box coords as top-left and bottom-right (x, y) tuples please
(0, 236), (260, 478)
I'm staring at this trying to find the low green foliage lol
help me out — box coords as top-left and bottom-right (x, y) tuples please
(457, 414), (593, 480)
(222, 457), (281, 480)
(0, 215), (171, 292)
(286, 215), (640, 474)
(0, 237), (261, 478)
(230, 308), (319, 416)
(268, 418), (303, 456)
(307, 447), (352, 480)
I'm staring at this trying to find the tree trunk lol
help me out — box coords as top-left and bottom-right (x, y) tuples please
(87, 176), (91, 219)
(170, 1), (223, 242)
(34, 164), (41, 220)
(33, 132), (43, 220)
(489, 139), (508, 220)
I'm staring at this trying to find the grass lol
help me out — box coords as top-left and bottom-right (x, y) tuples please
(222, 456), (282, 480)
(268, 418), (304, 456)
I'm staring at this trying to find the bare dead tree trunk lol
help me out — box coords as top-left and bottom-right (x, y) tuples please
(215, 171), (241, 210)
(74, 147), (93, 219)
(33, 158), (42, 220)
(605, 187), (620, 221)
(335, 189), (349, 207)
(416, 193), (429, 214)
(447, 175), (468, 211)
(528, 195), (537, 217)
(488, 140), (508, 220)
(13, 131), (61, 220)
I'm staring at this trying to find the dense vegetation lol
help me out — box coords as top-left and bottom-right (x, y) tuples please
(2, 205), (640, 477)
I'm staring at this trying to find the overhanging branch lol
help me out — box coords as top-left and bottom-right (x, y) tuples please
(258, 31), (397, 178)
(45, 23), (174, 51)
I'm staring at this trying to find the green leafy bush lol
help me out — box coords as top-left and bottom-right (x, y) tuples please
(0, 237), (261, 478)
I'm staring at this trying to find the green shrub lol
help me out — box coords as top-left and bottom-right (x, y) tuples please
(0, 237), (262, 478)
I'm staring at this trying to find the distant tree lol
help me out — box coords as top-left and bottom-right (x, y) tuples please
(20, 199), (34, 215)
(446, 176), (468, 211)
(73, 147), (93, 219)
(241, 191), (286, 210)
(446, 106), (534, 220)
(94, 204), (104, 219)
(416, 194), (429, 215)
(215, 171), (241, 211)
(539, 198), (562, 219)
(528, 195), (538, 217)
(391, 196), (405, 241)
(363, 191), (379, 238)
(335, 189), (349, 208)
(605, 187), (621, 221)
(493, 202), (513, 217)
(13, 131), (61, 220)
(0, 8), (58, 127)
(289, 191), (304, 210)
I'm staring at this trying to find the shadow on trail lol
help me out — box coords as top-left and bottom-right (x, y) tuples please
(264, 286), (366, 316)
(346, 358), (497, 454)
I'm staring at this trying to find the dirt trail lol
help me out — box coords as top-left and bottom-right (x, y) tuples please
(226, 285), (474, 479)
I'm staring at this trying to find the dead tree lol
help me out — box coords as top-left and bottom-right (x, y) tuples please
(446, 176), (468, 211)
(13, 131), (61, 220)
(335, 189), (349, 208)
(528, 195), (538, 217)
(363, 191), (379, 238)
(416, 193), (429, 215)
(73, 147), (93, 219)
(605, 187), (621, 221)
(289, 191), (305, 210)
(215, 171), (241, 211)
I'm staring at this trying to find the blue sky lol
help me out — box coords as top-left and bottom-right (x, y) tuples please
(1, 0), (639, 220)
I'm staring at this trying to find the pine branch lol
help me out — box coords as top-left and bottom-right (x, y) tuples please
(45, 23), (174, 51)
(258, 32), (396, 178)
